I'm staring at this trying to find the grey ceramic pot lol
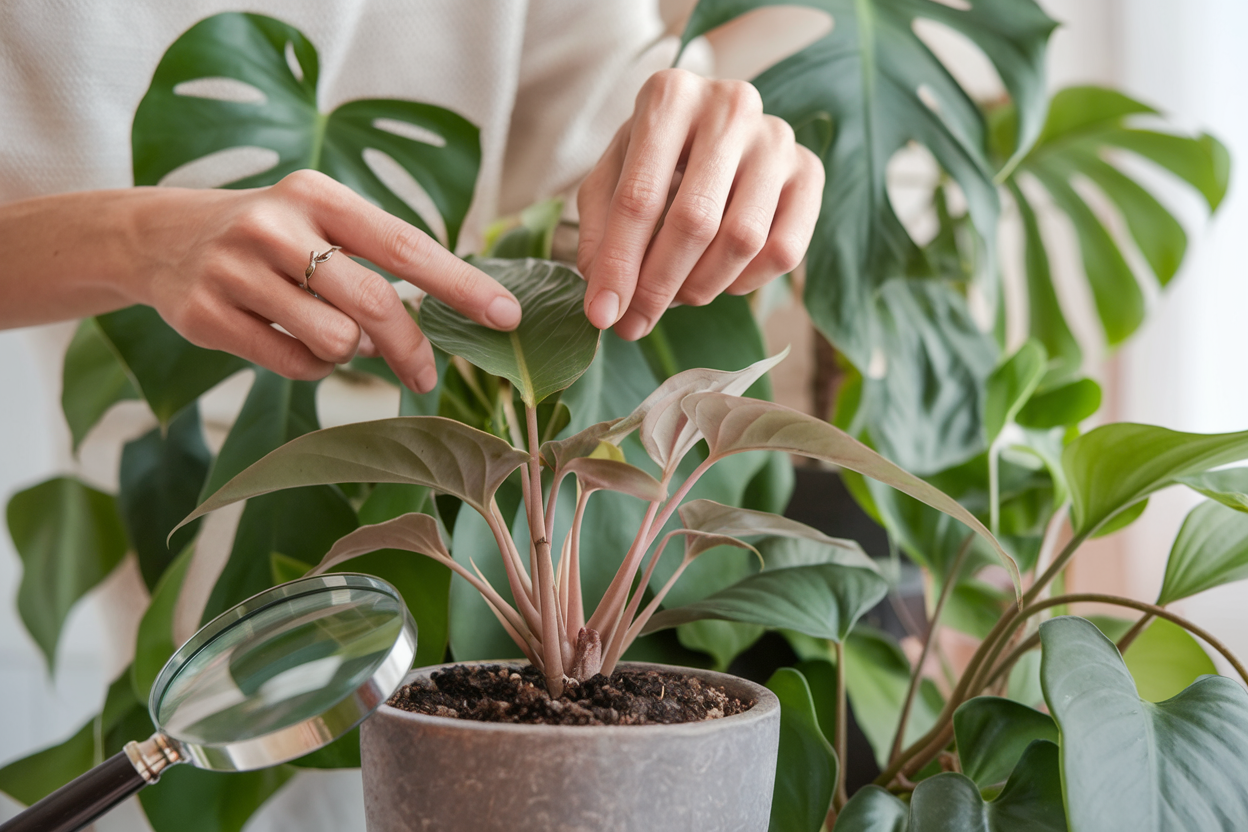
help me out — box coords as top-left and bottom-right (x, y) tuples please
(361, 661), (780, 832)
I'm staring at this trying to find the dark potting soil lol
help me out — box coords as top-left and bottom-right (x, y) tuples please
(386, 664), (751, 726)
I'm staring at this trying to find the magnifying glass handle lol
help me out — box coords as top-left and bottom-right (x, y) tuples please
(0, 735), (182, 832)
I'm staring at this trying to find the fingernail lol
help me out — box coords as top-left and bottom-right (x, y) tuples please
(416, 365), (439, 393)
(486, 296), (522, 329)
(588, 290), (620, 329)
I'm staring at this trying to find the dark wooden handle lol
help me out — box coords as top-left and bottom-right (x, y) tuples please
(0, 751), (148, 832)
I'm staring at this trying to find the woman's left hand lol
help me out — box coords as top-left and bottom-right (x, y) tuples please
(576, 68), (825, 340)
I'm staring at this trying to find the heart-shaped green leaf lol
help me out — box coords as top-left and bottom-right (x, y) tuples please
(1016, 379), (1102, 430)
(833, 785), (909, 832)
(132, 12), (479, 248)
(61, 317), (140, 451)
(7, 477), (129, 669)
(985, 340), (1046, 444)
(906, 741), (1066, 831)
(953, 697), (1057, 790)
(767, 667), (837, 832)
(1040, 615), (1248, 832)
(1158, 497), (1248, 605)
(1174, 468), (1248, 514)
(178, 417), (529, 532)
(95, 305), (248, 425)
(419, 259), (601, 407)
(118, 404), (211, 590)
(200, 370), (321, 500)
(642, 563), (887, 641)
(1062, 423), (1248, 536)
(686, 393), (1020, 593)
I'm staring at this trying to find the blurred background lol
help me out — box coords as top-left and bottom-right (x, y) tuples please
(2, 0), (1244, 828)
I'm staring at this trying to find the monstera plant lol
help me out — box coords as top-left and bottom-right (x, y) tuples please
(0, 11), (790, 829)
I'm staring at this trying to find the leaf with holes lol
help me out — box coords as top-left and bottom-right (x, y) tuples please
(132, 11), (479, 248)
(995, 86), (1229, 353)
(419, 259), (601, 407)
(681, 0), (1054, 372)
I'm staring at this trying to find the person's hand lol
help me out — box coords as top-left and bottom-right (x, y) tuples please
(134, 170), (521, 393)
(576, 68), (824, 340)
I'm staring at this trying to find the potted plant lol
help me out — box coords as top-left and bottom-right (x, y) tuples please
(168, 252), (1023, 830)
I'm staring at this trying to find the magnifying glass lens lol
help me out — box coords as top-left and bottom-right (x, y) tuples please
(156, 585), (404, 745)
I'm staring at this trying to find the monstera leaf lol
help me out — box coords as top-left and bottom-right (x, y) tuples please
(133, 11), (479, 248)
(680, 0), (1053, 474)
(996, 86), (1229, 374)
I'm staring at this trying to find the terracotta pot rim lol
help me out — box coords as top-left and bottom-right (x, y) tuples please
(375, 660), (780, 736)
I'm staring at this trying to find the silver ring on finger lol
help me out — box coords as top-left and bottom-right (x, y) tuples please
(301, 246), (342, 299)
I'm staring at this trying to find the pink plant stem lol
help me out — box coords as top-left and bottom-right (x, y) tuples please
(601, 556), (692, 676)
(442, 555), (532, 648)
(600, 531), (677, 670)
(526, 405), (566, 693)
(566, 483), (589, 643)
(544, 471), (564, 551)
(486, 501), (541, 634)
(586, 457), (713, 636)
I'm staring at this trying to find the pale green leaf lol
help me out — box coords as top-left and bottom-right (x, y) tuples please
(1174, 468), (1248, 513)
(1158, 497), (1248, 605)
(1040, 615), (1248, 832)
(986, 340), (1047, 443)
(1062, 423), (1248, 537)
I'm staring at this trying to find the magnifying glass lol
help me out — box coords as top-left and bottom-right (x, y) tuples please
(0, 573), (417, 832)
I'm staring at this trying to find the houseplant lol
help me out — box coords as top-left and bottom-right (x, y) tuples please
(167, 254), (1024, 830)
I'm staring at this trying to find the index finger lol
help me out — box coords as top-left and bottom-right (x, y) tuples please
(284, 171), (522, 331)
(584, 89), (693, 330)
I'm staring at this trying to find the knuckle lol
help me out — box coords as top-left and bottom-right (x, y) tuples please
(318, 317), (360, 364)
(351, 273), (400, 323)
(275, 169), (327, 200)
(770, 232), (808, 273)
(666, 191), (721, 242)
(644, 68), (692, 100)
(765, 114), (796, 145)
(381, 221), (433, 271)
(723, 211), (769, 259)
(719, 80), (763, 117)
(614, 174), (665, 221)
(799, 146), (826, 184)
(678, 287), (716, 307)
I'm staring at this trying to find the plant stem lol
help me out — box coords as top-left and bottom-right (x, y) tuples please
(565, 486), (591, 641)
(834, 639), (849, 811)
(889, 534), (973, 765)
(525, 404), (565, 694)
(988, 441), (1001, 538)
(1117, 612), (1154, 652)
(1022, 532), (1088, 606)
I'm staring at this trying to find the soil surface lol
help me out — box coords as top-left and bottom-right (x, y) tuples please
(387, 664), (751, 726)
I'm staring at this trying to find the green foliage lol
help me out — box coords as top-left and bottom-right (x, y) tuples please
(1175, 468), (1248, 513)
(118, 404), (211, 589)
(985, 341), (1047, 444)
(1062, 423), (1248, 537)
(1040, 616), (1248, 832)
(419, 258), (602, 406)
(1123, 618), (1217, 704)
(682, 0), (1054, 476)
(1158, 496), (1248, 605)
(953, 697), (1057, 790)
(767, 668), (837, 832)
(7, 477), (129, 669)
(61, 317), (139, 451)
(95, 305), (248, 425)
(132, 545), (195, 700)
(132, 11), (479, 248)
(994, 86), (1229, 357)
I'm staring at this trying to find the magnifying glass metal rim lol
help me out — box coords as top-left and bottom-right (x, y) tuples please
(147, 572), (418, 773)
